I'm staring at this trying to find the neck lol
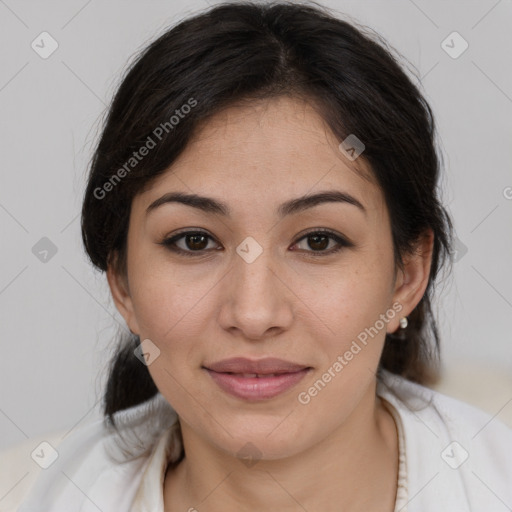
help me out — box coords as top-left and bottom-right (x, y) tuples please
(164, 381), (398, 512)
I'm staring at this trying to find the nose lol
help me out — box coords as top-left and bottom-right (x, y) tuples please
(217, 240), (294, 341)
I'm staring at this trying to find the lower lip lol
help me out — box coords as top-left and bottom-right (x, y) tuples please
(204, 368), (311, 401)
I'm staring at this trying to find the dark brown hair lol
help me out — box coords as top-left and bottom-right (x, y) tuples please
(80, 0), (454, 427)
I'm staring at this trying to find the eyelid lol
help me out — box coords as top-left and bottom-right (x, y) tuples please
(160, 229), (220, 257)
(159, 228), (352, 256)
(291, 228), (353, 255)
(293, 228), (352, 246)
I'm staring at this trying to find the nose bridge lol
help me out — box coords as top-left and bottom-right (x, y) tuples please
(219, 234), (292, 337)
(234, 234), (275, 297)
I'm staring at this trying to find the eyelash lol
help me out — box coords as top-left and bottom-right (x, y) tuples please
(159, 228), (353, 258)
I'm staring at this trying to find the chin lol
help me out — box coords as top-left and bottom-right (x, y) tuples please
(207, 418), (310, 463)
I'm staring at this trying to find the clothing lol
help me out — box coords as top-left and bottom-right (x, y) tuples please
(1, 369), (511, 511)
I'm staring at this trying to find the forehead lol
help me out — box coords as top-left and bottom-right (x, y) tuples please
(134, 95), (383, 216)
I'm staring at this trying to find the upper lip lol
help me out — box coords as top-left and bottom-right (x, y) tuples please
(204, 357), (310, 374)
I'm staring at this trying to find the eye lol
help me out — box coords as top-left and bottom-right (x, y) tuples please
(159, 228), (352, 258)
(159, 230), (221, 257)
(291, 229), (352, 255)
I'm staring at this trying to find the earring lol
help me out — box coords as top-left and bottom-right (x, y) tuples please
(399, 317), (408, 329)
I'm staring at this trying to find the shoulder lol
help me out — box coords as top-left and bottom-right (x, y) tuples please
(0, 418), (121, 512)
(0, 431), (66, 512)
(1, 392), (180, 512)
(379, 369), (512, 444)
(378, 369), (512, 510)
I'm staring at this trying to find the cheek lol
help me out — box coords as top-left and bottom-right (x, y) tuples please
(129, 243), (394, 352)
(317, 262), (394, 338)
(125, 260), (225, 403)
(127, 249), (218, 339)
(293, 270), (394, 428)
(129, 268), (212, 406)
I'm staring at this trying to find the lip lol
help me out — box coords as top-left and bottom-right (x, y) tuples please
(203, 357), (312, 401)
(204, 357), (309, 374)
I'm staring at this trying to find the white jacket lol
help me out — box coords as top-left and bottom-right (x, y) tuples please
(1, 369), (511, 511)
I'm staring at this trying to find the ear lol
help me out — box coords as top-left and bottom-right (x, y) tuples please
(106, 253), (141, 336)
(387, 228), (434, 334)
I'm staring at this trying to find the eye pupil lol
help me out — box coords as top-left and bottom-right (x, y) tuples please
(308, 234), (329, 251)
(163, 230), (346, 257)
(187, 234), (208, 250)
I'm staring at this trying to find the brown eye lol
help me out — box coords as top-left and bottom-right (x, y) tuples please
(184, 233), (209, 250)
(160, 228), (352, 258)
(160, 230), (220, 256)
(292, 230), (350, 254)
(306, 234), (330, 251)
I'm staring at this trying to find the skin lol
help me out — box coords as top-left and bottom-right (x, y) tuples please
(108, 95), (434, 511)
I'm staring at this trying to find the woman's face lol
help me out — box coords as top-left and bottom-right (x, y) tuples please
(108, 95), (430, 460)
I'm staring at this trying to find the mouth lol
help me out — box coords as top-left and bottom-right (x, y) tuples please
(202, 357), (312, 401)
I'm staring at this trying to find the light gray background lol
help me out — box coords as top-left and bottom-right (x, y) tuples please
(1, 0), (511, 452)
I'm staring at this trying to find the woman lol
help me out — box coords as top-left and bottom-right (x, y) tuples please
(2, 1), (511, 511)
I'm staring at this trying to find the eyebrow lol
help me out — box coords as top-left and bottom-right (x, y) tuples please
(146, 190), (366, 218)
